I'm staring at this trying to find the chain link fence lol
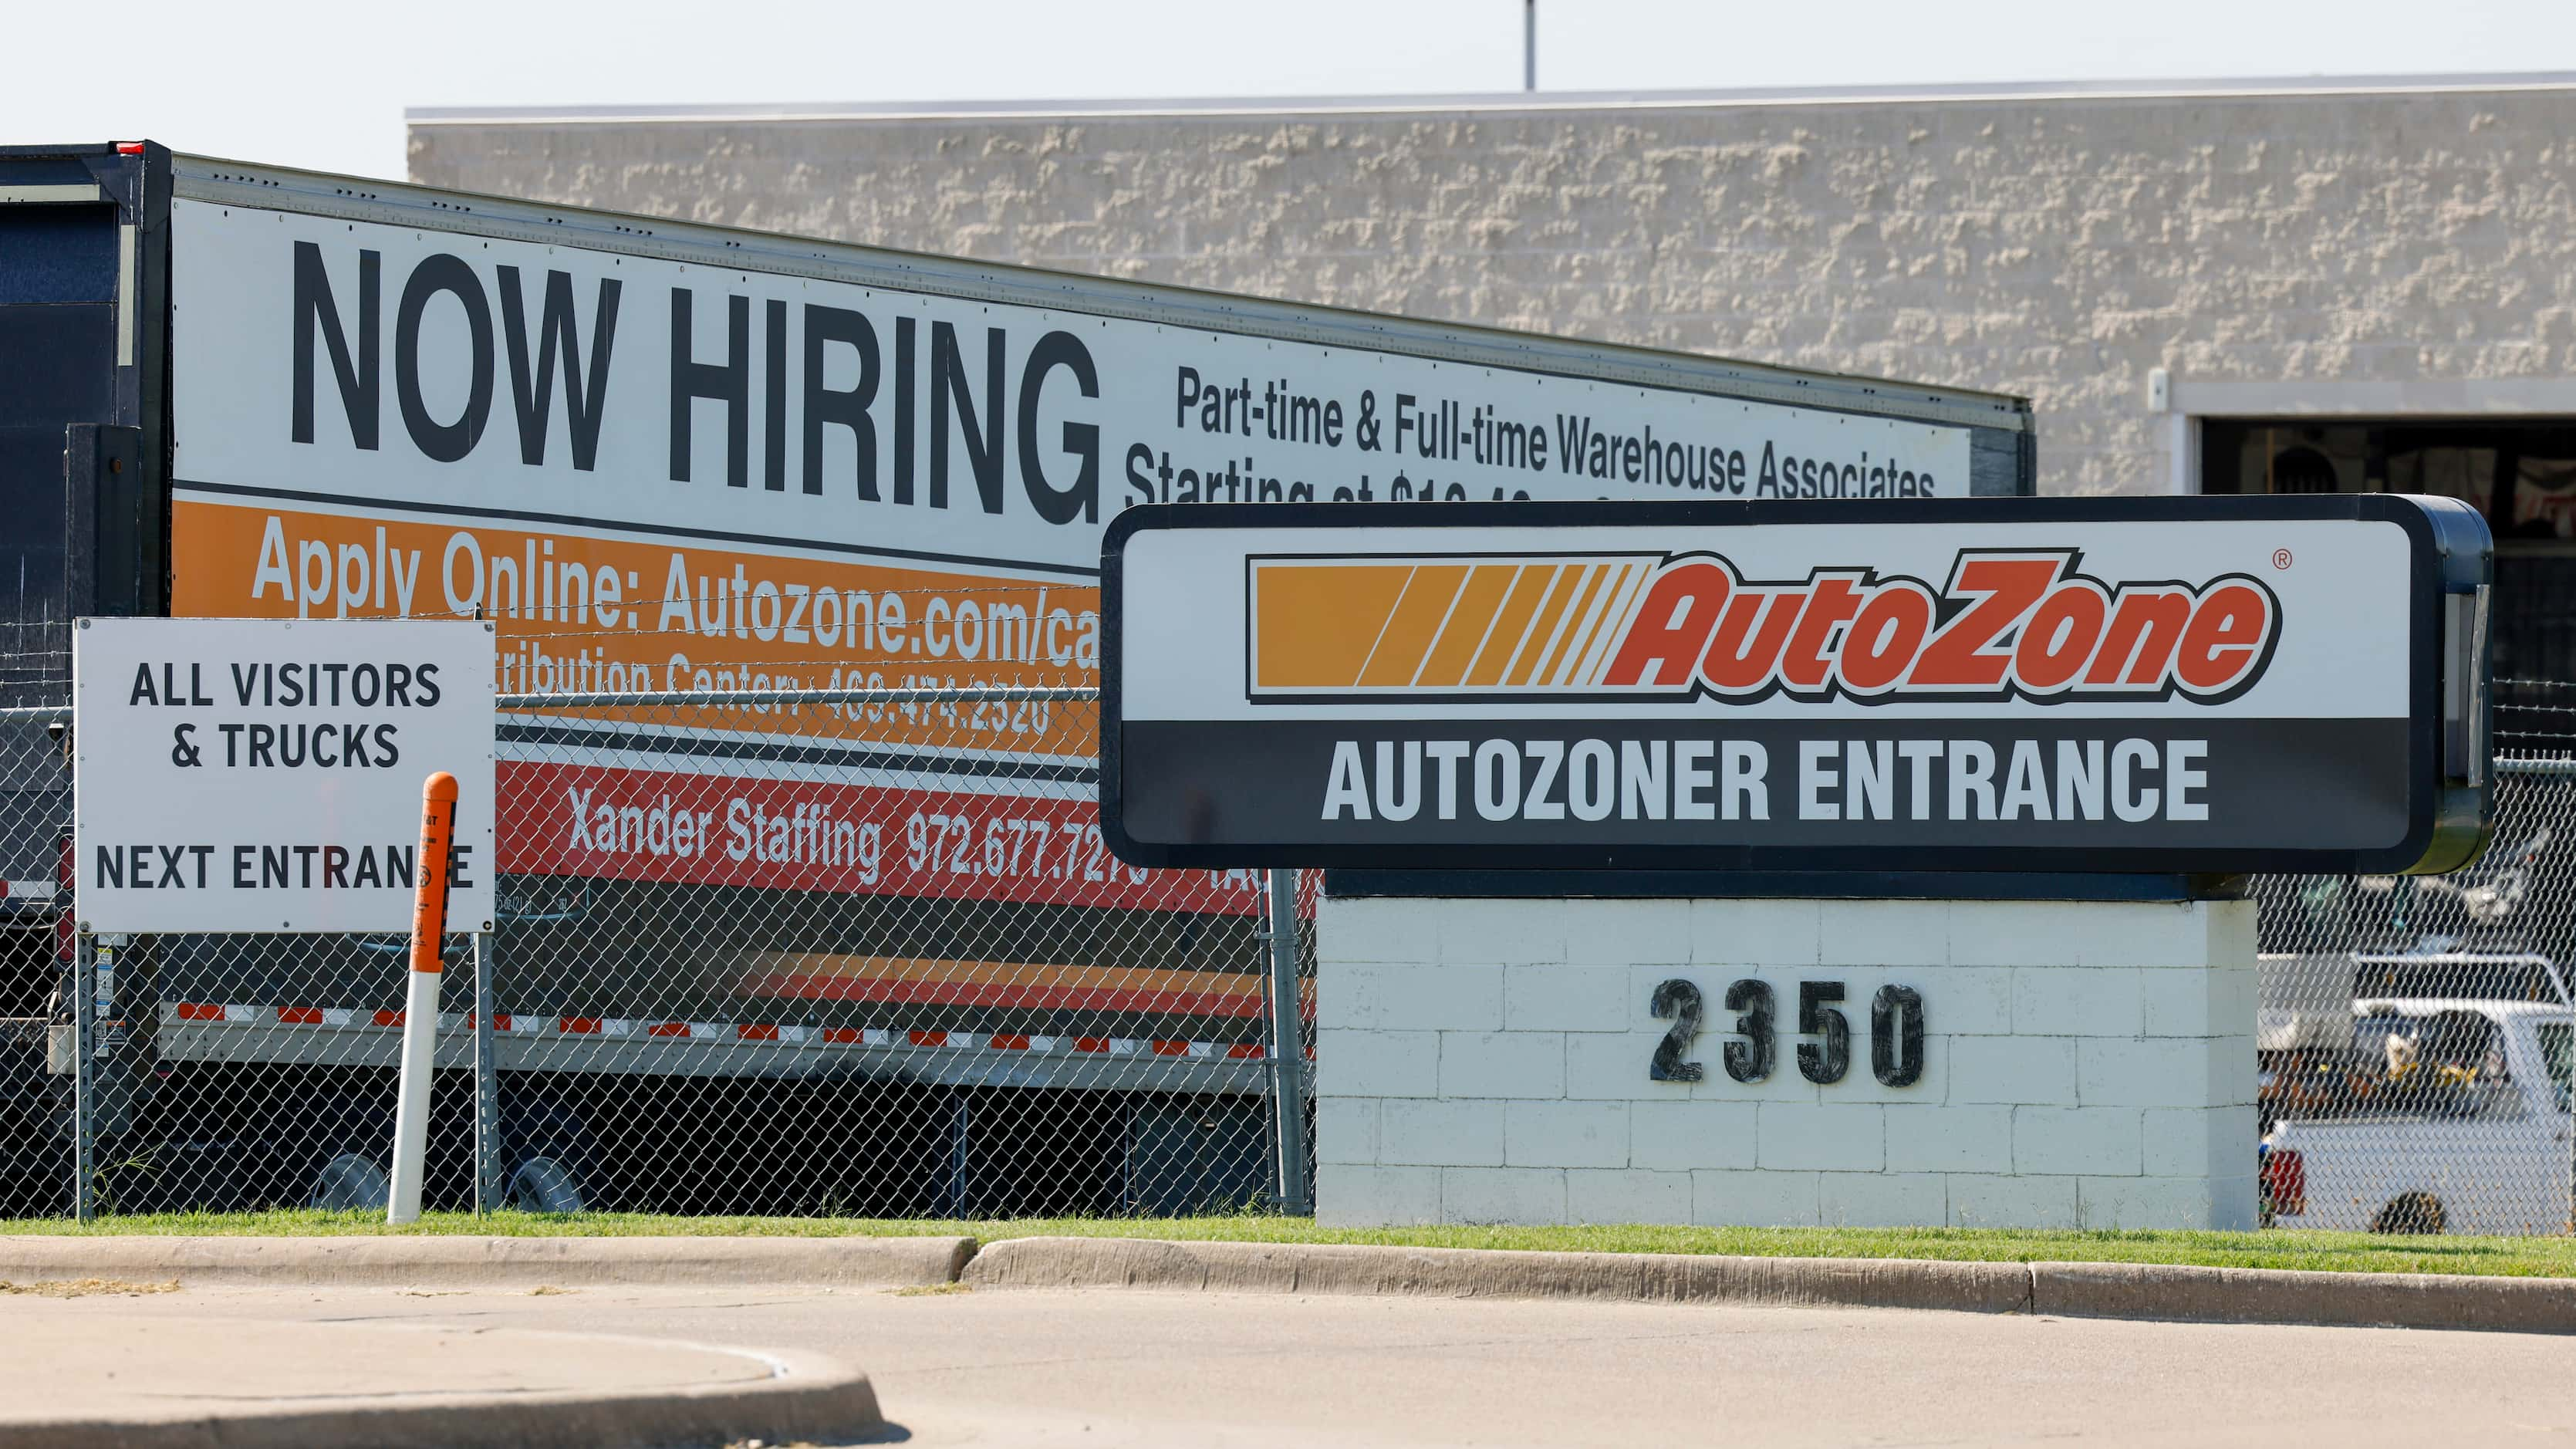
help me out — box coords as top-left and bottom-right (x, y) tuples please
(3, 626), (1316, 1221)
(0, 622), (72, 1218)
(2250, 682), (2576, 1236)
(3, 624), (2572, 1234)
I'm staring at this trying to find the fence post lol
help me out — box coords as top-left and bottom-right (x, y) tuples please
(71, 932), (94, 1223)
(1263, 867), (1311, 1215)
(473, 929), (501, 1215)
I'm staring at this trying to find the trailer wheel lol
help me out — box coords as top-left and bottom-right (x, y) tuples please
(309, 1152), (391, 1211)
(507, 1156), (585, 1214)
(2372, 1191), (2448, 1235)
(285, 1096), (395, 1213)
(499, 1098), (596, 1214)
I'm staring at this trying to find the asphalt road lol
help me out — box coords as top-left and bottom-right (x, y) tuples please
(49, 1281), (2576, 1447)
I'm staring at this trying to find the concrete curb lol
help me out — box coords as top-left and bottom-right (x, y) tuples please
(0, 1234), (974, 1289)
(9, 1233), (2569, 1334)
(2030, 1260), (2576, 1334)
(961, 1236), (2032, 1314)
(964, 1237), (2576, 1334)
(0, 1341), (883, 1449)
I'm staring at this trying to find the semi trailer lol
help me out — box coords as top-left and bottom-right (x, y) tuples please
(0, 140), (2035, 1218)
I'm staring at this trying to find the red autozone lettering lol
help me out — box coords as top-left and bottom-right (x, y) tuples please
(1601, 549), (2279, 704)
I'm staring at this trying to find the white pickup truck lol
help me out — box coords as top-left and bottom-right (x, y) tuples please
(2262, 998), (2574, 1235)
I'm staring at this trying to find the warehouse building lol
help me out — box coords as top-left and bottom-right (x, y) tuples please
(409, 73), (2576, 692)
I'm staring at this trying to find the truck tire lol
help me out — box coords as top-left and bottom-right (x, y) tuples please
(309, 1152), (391, 1211)
(500, 1098), (595, 1214)
(2372, 1191), (2447, 1235)
(507, 1155), (586, 1214)
(285, 1096), (396, 1212)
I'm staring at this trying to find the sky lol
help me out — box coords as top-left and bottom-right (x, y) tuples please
(6, 0), (2576, 180)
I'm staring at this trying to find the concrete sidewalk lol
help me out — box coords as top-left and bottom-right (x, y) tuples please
(0, 1302), (884, 1449)
(37, 1281), (2576, 1448)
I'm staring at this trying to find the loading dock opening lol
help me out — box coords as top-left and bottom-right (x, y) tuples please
(2205, 417), (2576, 748)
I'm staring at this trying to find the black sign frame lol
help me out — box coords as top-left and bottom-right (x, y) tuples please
(1100, 495), (2492, 877)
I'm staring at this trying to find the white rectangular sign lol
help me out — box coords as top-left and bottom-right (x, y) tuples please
(73, 618), (497, 934)
(1102, 495), (2493, 876)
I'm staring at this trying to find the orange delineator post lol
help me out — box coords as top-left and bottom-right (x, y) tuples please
(387, 772), (458, 1225)
(408, 772), (457, 973)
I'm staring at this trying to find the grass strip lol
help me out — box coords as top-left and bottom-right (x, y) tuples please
(3, 1209), (2572, 1279)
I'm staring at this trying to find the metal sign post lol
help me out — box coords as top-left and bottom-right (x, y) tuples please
(1263, 867), (1311, 1214)
(474, 931), (501, 1216)
(70, 933), (94, 1224)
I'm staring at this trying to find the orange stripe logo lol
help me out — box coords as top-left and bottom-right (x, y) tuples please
(1249, 554), (1663, 697)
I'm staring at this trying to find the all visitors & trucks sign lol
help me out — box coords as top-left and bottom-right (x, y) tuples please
(73, 618), (497, 933)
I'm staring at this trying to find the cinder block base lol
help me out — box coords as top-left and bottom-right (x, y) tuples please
(1314, 893), (2258, 1231)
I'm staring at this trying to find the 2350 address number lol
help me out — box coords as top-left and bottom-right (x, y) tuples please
(1647, 978), (1925, 1088)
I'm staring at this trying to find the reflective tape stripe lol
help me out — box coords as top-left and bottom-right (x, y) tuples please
(157, 1002), (1278, 1063)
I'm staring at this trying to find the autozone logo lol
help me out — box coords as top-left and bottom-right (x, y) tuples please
(1246, 549), (2281, 704)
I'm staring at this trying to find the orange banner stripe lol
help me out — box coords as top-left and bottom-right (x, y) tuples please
(169, 498), (1092, 750)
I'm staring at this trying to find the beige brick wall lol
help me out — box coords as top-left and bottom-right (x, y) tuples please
(410, 86), (2576, 496)
(1312, 893), (2259, 1229)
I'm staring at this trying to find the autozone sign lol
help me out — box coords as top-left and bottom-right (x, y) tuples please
(1102, 496), (2495, 875)
(1245, 549), (2281, 706)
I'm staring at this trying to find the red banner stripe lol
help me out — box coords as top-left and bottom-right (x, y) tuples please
(498, 759), (1274, 917)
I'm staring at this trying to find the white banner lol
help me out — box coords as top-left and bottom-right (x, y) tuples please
(73, 618), (497, 934)
(170, 199), (1974, 579)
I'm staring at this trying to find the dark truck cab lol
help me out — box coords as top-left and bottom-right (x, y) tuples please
(0, 144), (167, 1212)
(0, 142), (167, 657)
